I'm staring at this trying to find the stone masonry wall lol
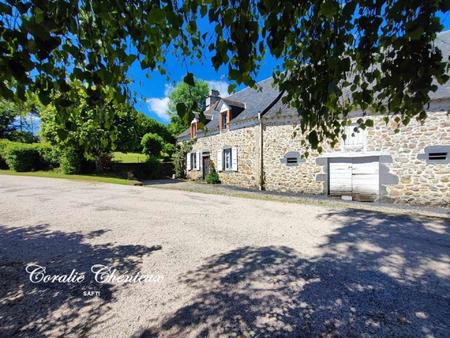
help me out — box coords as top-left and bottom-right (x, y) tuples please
(187, 126), (260, 189)
(367, 111), (449, 206)
(186, 110), (449, 207)
(262, 116), (327, 194)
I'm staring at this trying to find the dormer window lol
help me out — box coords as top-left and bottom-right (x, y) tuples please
(221, 112), (227, 130)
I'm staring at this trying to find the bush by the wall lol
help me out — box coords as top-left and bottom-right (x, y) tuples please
(3, 142), (41, 171)
(206, 167), (220, 184)
(60, 148), (82, 174)
(145, 155), (162, 178)
(173, 142), (192, 179)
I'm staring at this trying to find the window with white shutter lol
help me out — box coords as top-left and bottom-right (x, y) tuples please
(196, 151), (201, 170)
(231, 147), (238, 171)
(217, 150), (223, 171)
(187, 153), (191, 171)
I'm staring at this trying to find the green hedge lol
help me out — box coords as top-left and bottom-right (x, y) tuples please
(0, 140), (61, 172)
(0, 139), (10, 169)
(3, 142), (41, 171)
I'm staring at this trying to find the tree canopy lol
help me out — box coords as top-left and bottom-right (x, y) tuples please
(39, 82), (136, 165)
(1, 0), (449, 149)
(167, 79), (209, 135)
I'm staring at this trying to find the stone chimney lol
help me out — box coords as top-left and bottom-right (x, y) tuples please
(189, 118), (198, 139)
(205, 89), (220, 109)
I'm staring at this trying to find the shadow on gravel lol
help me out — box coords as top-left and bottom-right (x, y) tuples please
(136, 209), (449, 337)
(0, 224), (161, 337)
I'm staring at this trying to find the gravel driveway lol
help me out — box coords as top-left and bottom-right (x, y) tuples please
(0, 175), (449, 337)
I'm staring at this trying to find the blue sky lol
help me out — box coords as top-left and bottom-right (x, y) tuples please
(129, 13), (450, 124)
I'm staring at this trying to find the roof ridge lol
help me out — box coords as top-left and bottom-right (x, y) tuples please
(223, 76), (274, 98)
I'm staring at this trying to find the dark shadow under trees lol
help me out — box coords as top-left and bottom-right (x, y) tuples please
(136, 210), (450, 337)
(0, 224), (161, 337)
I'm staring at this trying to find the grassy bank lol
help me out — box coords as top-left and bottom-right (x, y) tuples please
(112, 152), (147, 163)
(0, 169), (140, 186)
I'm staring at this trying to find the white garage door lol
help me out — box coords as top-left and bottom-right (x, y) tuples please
(329, 156), (379, 201)
(329, 159), (352, 195)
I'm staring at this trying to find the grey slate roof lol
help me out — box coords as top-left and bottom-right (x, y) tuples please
(178, 30), (450, 140)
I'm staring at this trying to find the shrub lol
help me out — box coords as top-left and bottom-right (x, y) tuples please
(173, 142), (192, 179)
(36, 143), (61, 169)
(8, 130), (39, 143)
(206, 166), (220, 184)
(162, 142), (176, 159)
(145, 155), (162, 178)
(3, 142), (41, 171)
(0, 139), (10, 169)
(141, 133), (164, 157)
(60, 148), (81, 174)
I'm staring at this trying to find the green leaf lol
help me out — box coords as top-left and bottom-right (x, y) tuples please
(183, 73), (195, 86)
(320, 0), (339, 18)
(176, 102), (187, 116)
(308, 130), (319, 149)
(57, 129), (68, 140)
(365, 119), (374, 127)
(227, 84), (236, 93)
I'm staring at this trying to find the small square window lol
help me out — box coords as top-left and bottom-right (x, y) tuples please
(428, 152), (447, 161)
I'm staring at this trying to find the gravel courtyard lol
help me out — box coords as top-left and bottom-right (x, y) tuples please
(0, 176), (449, 337)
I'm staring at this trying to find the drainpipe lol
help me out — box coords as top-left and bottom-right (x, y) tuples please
(256, 89), (285, 191)
(258, 112), (265, 190)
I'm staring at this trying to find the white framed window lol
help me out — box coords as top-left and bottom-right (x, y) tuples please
(224, 148), (232, 170)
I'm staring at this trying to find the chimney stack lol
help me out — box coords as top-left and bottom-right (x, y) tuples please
(205, 89), (220, 109)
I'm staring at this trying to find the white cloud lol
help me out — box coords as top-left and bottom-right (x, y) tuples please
(145, 84), (173, 121)
(146, 96), (170, 121)
(205, 80), (230, 97)
(163, 83), (174, 96)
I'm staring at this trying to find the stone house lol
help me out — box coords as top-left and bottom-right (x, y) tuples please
(178, 32), (450, 207)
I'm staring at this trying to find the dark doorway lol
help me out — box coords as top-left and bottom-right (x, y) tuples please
(202, 155), (210, 180)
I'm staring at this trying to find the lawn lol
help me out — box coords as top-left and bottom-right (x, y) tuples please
(0, 169), (140, 185)
(112, 152), (147, 163)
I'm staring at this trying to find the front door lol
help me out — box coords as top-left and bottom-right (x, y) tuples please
(202, 156), (210, 179)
